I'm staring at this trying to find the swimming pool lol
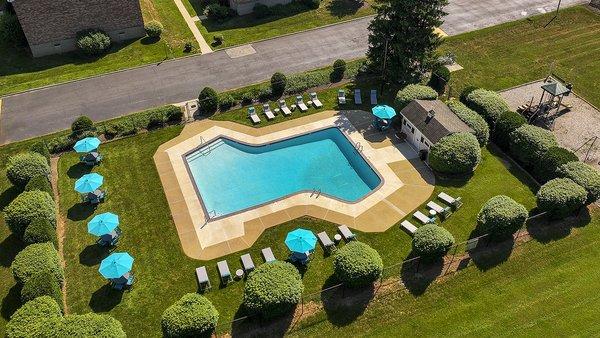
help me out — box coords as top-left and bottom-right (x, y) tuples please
(185, 127), (382, 218)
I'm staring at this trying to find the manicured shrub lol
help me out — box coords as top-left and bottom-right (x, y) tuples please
(459, 85), (479, 104)
(429, 132), (481, 174)
(21, 271), (63, 311)
(206, 4), (233, 22)
(243, 261), (304, 319)
(240, 91), (255, 105)
(29, 141), (51, 164)
(76, 29), (111, 56)
(198, 87), (219, 115)
(50, 313), (126, 337)
(12, 242), (63, 285)
(476, 195), (528, 240)
(446, 99), (489, 146)
(429, 64), (450, 93)
(47, 135), (77, 154)
(557, 161), (600, 204)
(412, 224), (455, 260)
(165, 105), (184, 123)
(331, 59), (347, 82)
(270, 72), (287, 97)
(184, 41), (194, 52)
(257, 87), (272, 102)
(5, 296), (62, 338)
(23, 218), (58, 248)
(71, 115), (94, 135)
(395, 84), (438, 109)
(25, 174), (53, 197)
(534, 147), (578, 183)
(333, 241), (383, 287)
(161, 293), (219, 338)
(6, 152), (50, 187)
(536, 178), (587, 219)
(509, 124), (558, 167)
(144, 20), (164, 38)
(4, 190), (55, 237)
(213, 34), (224, 45)
(253, 3), (271, 18)
(303, 0), (320, 9)
(103, 119), (137, 139)
(464, 88), (510, 126)
(219, 94), (236, 111)
(493, 110), (527, 150)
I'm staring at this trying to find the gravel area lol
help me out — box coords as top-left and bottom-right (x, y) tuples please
(500, 79), (600, 170)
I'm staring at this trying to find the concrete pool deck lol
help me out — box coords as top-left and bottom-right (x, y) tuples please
(154, 110), (435, 260)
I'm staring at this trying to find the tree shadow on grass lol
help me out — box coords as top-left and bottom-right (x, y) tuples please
(527, 208), (591, 244)
(0, 234), (25, 267)
(326, 0), (364, 18)
(468, 236), (514, 272)
(230, 303), (295, 338)
(140, 36), (160, 45)
(66, 163), (91, 179)
(320, 274), (374, 327)
(1, 283), (22, 321)
(79, 244), (111, 267)
(89, 284), (124, 312)
(400, 254), (443, 296)
(67, 202), (96, 221)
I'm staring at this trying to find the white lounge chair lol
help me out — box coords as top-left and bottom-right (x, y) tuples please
(317, 231), (335, 252)
(338, 225), (356, 241)
(427, 201), (451, 220)
(278, 100), (292, 116)
(310, 92), (323, 108)
(413, 211), (435, 224)
(338, 89), (346, 105)
(262, 247), (276, 262)
(370, 89), (377, 105)
(217, 260), (232, 284)
(263, 104), (275, 120)
(438, 192), (463, 210)
(400, 220), (418, 236)
(195, 266), (211, 290)
(248, 107), (260, 124)
(296, 96), (308, 112)
(241, 253), (255, 272)
(354, 89), (362, 105)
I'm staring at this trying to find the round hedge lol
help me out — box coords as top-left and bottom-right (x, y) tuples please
(161, 293), (218, 338)
(476, 195), (528, 240)
(429, 132), (481, 174)
(242, 261), (304, 319)
(29, 141), (51, 164)
(459, 86), (479, 104)
(446, 99), (490, 146)
(493, 110), (527, 150)
(71, 115), (94, 135)
(394, 84), (438, 108)
(4, 190), (55, 237)
(534, 147), (578, 183)
(21, 271), (63, 311)
(144, 20), (164, 38)
(332, 59), (346, 81)
(198, 87), (219, 115)
(536, 178), (587, 219)
(557, 161), (600, 204)
(412, 224), (455, 259)
(11, 242), (64, 285)
(6, 152), (50, 187)
(25, 174), (54, 197)
(5, 296), (62, 338)
(509, 125), (558, 167)
(464, 88), (510, 126)
(270, 72), (287, 96)
(50, 313), (126, 337)
(23, 218), (58, 248)
(76, 29), (111, 56)
(333, 241), (383, 287)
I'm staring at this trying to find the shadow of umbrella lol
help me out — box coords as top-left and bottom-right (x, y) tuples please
(89, 284), (124, 312)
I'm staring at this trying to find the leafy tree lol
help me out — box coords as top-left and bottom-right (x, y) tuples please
(367, 0), (448, 83)
(270, 72), (287, 97)
(198, 87), (219, 115)
(161, 293), (218, 338)
(333, 241), (383, 287)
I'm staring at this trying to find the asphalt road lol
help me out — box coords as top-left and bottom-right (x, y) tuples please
(0, 0), (588, 144)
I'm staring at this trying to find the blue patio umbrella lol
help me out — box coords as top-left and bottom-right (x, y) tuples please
(285, 228), (317, 253)
(73, 137), (101, 153)
(74, 173), (104, 193)
(99, 252), (134, 279)
(87, 212), (119, 236)
(372, 105), (397, 120)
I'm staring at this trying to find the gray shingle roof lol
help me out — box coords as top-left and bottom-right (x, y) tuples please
(400, 99), (473, 143)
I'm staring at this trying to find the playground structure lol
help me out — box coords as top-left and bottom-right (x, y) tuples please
(517, 75), (573, 128)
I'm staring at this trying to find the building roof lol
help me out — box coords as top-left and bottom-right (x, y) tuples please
(400, 99), (473, 143)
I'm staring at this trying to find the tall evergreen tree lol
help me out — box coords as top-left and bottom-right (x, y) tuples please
(367, 0), (448, 84)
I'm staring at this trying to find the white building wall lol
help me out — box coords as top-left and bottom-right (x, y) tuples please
(399, 114), (433, 153)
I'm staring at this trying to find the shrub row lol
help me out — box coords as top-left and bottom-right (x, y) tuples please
(463, 88), (510, 126)
(509, 124), (558, 168)
(477, 195), (528, 240)
(429, 132), (481, 175)
(556, 161), (600, 204)
(6, 152), (50, 187)
(536, 178), (587, 219)
(4, 190), (56, 238)
(11, 242), (64, 286)
(394, 84), (438, 109)
(446, 99), (489, 146)
(493, 110), (527, 150)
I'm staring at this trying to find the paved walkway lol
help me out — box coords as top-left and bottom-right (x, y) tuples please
(172, 0), (212, 54)
(0, 0), (588, 144)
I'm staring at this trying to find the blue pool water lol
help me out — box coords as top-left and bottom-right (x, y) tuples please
(185, 127), (381, 217)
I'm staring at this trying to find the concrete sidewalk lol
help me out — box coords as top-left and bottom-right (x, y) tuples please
(0, 0), (588, 144)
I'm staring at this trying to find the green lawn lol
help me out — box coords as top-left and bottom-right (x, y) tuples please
(195, 0), (375, 49)
(443, 6), (600, 108)
(0, 0), (197, 97)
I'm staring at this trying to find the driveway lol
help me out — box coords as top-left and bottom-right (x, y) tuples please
(0, 0), (588, 144)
